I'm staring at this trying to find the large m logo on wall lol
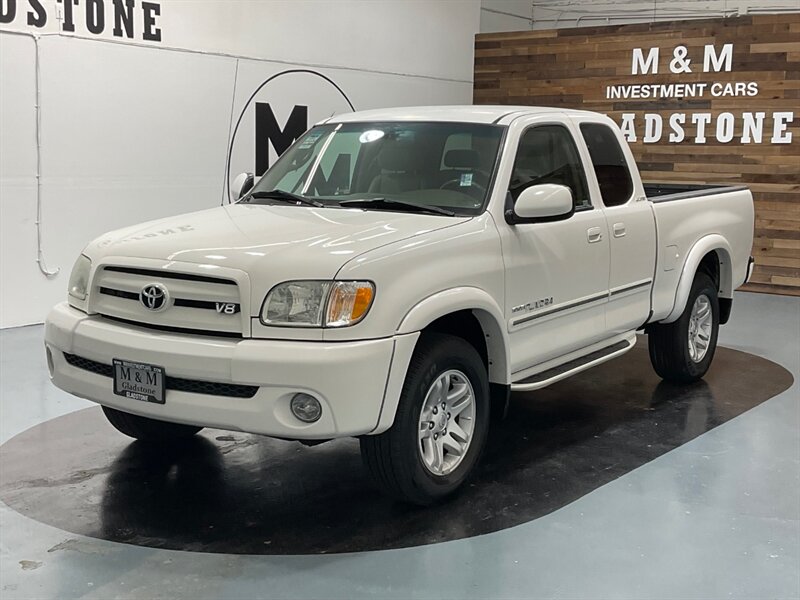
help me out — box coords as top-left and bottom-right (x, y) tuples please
(226, 68), (355, 195)
(254, 103), (308, 176)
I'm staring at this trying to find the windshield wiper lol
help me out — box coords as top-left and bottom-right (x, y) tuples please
(338, 198), (456, 217)
(243, 189), (324, 208)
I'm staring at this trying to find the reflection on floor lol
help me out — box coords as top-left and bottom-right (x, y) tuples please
(0, 342), (791, 554)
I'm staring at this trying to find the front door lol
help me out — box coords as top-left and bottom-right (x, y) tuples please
(499, 123), (610, 377)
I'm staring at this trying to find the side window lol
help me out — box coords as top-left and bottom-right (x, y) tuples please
(580, 123), (634, 207)
(509, 125), (591, 210)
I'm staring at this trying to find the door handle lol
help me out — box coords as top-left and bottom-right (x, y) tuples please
(587, 227), (603, 243)
(613, 223), (627, 238)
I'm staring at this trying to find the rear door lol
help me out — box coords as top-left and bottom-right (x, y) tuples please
(576, 119), (656, 335)
(498, 120), (611, 375)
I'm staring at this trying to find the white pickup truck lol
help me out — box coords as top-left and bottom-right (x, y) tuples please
(46, 106), (755, 504)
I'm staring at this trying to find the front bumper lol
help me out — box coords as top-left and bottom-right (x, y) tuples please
(45, 302), (417, 439)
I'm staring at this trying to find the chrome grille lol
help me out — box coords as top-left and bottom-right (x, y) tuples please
(90, 265), (246, 336)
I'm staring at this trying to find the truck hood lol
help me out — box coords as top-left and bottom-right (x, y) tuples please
(88, 203), (468, 291)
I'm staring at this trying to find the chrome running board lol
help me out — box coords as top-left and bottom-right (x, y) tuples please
(511, 335), (637, 392)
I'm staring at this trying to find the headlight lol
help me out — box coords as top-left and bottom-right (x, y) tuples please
(68, 255), (92, 300)
(261, 280), (375, 327)
(261, 281), (331, 327)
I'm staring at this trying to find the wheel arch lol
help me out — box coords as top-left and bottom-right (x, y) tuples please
(396, 287), (510, 385)
(663, 235), (733, 324)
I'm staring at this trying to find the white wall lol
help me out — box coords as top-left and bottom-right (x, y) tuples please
(480, 0), (800, 32)
(0, 0), (481, 328)
(480, 0), (530, 32)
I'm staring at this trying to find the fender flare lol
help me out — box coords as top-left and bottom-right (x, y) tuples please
(397, 287), (511, 384)
(663, 234), (733, 324)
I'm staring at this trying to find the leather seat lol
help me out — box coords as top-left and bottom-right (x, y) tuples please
(443, 149), (480, 170)
(439, 149), (488, 193)
(368, 143), (423, 194)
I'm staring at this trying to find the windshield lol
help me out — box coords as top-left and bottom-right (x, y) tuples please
(248, 121), (505, 216)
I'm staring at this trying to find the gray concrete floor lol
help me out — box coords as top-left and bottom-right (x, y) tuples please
(1, 291), (798, 600)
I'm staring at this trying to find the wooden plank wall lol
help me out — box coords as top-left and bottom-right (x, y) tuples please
(475, 15), (800, 296)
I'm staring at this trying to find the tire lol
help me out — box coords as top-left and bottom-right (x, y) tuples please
(102, 406), (203, 441)
(360, 332), (490, 505)
(648, 271), (720, 383)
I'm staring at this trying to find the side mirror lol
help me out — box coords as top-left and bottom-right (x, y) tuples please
(507, 183), (574, 224)
(231, 172), (254, 201)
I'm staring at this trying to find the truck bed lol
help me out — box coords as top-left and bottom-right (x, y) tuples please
(645, 183), (748, 203)
(648, 183), (754, 323)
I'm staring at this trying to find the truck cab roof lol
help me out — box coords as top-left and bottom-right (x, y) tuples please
(323, 105), (602, 125)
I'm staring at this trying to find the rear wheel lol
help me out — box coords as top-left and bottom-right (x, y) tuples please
(360, 333), (490, 505)
(648, 271), (720, 383)
(102, 406), (202, 441)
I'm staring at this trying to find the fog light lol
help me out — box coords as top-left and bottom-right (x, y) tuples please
(290, 393), (322, 423)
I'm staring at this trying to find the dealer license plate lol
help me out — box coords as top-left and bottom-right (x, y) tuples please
(113, 359), (166, 404)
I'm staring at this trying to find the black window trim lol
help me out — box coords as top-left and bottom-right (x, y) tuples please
(478, 124), (509, 216)
(578, 121), (636, 208)
(503, 121), (593, 225)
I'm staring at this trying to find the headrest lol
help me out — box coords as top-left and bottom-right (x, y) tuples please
(444, 149), (480, 169)
(377, 143), (415, 172)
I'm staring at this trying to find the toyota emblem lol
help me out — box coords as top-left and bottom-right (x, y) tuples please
(140, 283), (169, 311)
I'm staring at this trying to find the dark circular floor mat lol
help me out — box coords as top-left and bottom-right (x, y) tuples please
(0, 342), (792, 554)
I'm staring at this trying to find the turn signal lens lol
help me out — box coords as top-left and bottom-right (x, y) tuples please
(68, 254), (92, 301)
(325, 281), (375, 327)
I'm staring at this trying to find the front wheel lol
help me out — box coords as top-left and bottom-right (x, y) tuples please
(648, 271), (720, 383)
(360, 333), (490, 505)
